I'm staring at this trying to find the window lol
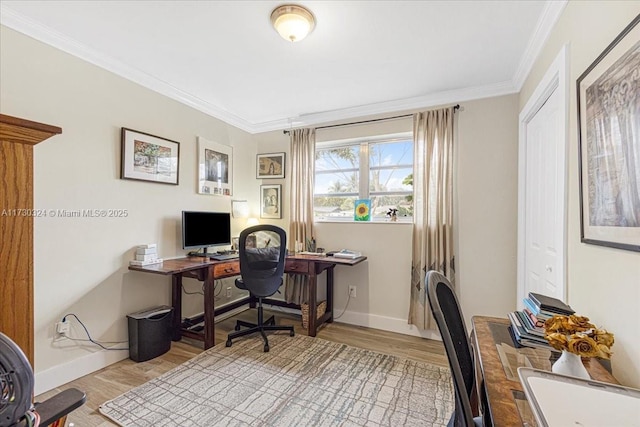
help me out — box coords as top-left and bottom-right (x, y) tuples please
(314, 135), (413, 221)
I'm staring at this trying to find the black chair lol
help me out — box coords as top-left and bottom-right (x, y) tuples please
(426, 270), (483, 427)
(0, 332), (86, 427)
(225, 225), (294, 352)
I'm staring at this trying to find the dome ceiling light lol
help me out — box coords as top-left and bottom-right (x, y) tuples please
(270, 4), (315, 42)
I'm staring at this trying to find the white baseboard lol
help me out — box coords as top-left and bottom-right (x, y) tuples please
(334, 310), (442, 341)
(35, 346), (129, 396)
(264, 302), (442, 341)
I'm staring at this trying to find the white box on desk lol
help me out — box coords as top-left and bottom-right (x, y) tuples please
(135, 253), (158, 262)
(137, 243), (157, 249)
(129, 258), (163, 266)
(136, 247), (157, 255)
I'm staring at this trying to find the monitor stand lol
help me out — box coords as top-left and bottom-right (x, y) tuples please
(188, 248), (210, 258)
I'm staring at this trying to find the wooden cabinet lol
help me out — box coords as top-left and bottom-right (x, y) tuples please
(0, 114), (61, 366)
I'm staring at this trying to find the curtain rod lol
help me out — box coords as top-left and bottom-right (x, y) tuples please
(283, 104), (460, 135)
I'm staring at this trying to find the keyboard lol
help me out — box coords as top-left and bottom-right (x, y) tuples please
(210, 254), (239, 261)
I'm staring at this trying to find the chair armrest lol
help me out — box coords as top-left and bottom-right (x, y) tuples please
(34, 388), (86, 426)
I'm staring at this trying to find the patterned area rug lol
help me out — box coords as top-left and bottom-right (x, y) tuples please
(100, 335), (453, 426)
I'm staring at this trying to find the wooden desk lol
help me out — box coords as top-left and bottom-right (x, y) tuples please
(472, 316), (618, 426)
(129, 254), (367, 349)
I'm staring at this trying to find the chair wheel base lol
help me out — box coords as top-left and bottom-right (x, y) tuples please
(264, 344), (269, 352)
(225, 340), (232, 347)
(290, 330), (295, 337)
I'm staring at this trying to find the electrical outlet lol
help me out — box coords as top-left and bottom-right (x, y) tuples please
(226, 287), (232, 298)
(348, 285), (356, 298)
(56, 321), (70, 335)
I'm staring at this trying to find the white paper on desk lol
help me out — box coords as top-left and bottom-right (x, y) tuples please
(519, 368), (640, 427)
(333, 250), (362, 259)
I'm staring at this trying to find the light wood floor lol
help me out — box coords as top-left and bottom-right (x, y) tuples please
(36, 309), (447, 426)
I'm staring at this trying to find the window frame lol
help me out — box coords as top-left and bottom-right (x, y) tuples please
(314, 132), (413, 222)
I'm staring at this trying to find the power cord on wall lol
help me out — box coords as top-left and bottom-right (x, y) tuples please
(182, 283), (204, 295)
(58, 313), (128, 351)
(182, 280), (223, 298)
(334, 294), (351, 320)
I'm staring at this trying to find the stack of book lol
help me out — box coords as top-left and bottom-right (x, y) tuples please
(523, 292), (575, 321)
(508, 292), (575, 351)
(129, 243), (163, 266)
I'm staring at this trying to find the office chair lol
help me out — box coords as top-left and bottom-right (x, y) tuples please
(0, 332), (86, 427)
(225, 224), (294, 352)
(426, 270), (483, 427)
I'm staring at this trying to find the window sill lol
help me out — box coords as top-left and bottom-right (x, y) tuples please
(314, 218), (413, 225)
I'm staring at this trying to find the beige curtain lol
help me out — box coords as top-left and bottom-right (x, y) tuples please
(285, 128), (316, 304)
(408, 107), (455, 331)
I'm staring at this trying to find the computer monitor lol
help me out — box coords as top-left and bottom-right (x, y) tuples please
(181, 211), (231, 255)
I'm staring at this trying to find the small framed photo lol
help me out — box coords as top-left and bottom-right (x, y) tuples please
(260, 184), (282, 219)
(354, 199), (371, 221)
(577, 15), (640, 252)
(121, 128), (179, 185)
(198, 136), (232, 196)
(257, 152), (285, 179)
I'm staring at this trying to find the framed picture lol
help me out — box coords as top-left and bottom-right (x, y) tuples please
(260, 184), (282, 219)
(120, 128), (179, 185)
(257, 152), (285, 179)
(197, 136), (232, 196)
(577, 15), (640, 252)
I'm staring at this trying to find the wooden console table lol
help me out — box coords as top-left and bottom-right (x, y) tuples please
(129, 254), (367, 349)
(472, 316), (618, 426)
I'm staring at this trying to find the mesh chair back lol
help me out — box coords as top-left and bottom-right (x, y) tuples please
(238, 225), (287, 298)
(426, 270), (475, 427)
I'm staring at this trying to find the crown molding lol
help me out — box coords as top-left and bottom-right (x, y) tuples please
(512, 0), (568, 91)
(253, 80), (519, 133)
(0, 4), (255, 133)
(1, 3), (526, 135)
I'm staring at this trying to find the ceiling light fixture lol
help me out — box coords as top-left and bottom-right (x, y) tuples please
(270, 4), (315, 42)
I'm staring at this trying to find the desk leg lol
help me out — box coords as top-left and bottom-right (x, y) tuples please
(203, 270), (215, 349)
(326, 266), (335, 323)
(308, 268), (318, 337)
(171, 274), (182, 342)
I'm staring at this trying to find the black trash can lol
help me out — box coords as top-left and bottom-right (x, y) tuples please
(127, 305), (173, 362)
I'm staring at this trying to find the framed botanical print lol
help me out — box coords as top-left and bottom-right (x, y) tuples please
(257, 152), (285, 179)
(197, 136), (232, 196)
(121, 128), (179, 185)
(577, 15), (640, 252)
(260, 184), (282, 219)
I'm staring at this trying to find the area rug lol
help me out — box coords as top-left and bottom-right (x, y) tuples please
(100, 335), (453, 426)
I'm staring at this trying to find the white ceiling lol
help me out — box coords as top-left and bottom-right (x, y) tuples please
(1, 1), (566, 133)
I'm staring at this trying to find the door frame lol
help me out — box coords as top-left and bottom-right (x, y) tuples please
(517, 45), (569, 307)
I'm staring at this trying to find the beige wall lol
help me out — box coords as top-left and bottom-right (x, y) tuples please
(456, 95), (520, 323)
(0, 26), (259, 393)
(520, 2), (640, 387)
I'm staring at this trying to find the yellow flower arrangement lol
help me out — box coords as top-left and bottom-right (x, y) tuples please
(544, 314), (614, 359)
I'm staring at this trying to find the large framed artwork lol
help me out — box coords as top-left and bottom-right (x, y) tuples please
(577, 15), (640, 252)
(121, 128), (179, 185)
(257, 152), (285, 179)
(260, 184), (282, 219)
(197, 136), (232, 196)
